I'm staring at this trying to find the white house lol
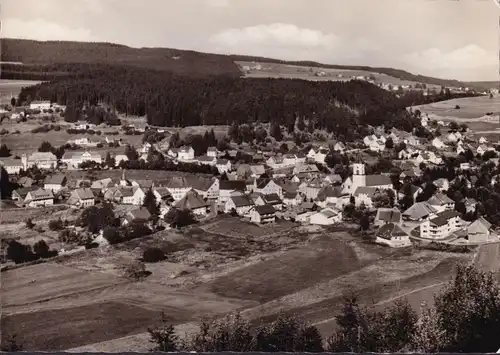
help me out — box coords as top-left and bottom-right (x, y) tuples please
(467, 217), (495, 243)
(174, 190), (209, 216)
(24, 188), (54, 207)
(479, 136), (488, 144)
(309, 207), (342, 225)
(254, 179), (283, 199)
(333, 142), (346, 153)
(420, 210), (464, 240)
(0, 159), (24, 175)
(164, 176), (193, 201)
(353, 187), (380, 209)
(29, 100), (51, 111)
(44, 174), (67, 193)
(218, 180), (247, 204)
(307, 148), (329, 164)
(341, 163), (393, 196)
(21, 152), (58, 170)
(249, 204), (276, 224)
(177, 146), (195, 161)
(216, 159), (231, 174)
(62, 151), (103, 169)
(477, 145), (494, 156)
(375, 223), (411, 248)
(282, 191), (303, 206)
(431, 137), (446, 149)
(197, 155), (217, 166)
(224, 195), (255, 215)
(433, 178), (450, 192)
(190, 177), (219, 200)
(207, 147), (218, 157)
(426, 193), (454, 213)
(67, 188), (95, 207)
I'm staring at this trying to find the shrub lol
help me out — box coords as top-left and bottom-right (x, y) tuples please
(124, 261), (148, 280)
(143, 247), (166, 263)
(25, 218), (35, 229)
(33, 239), (50, 257)
(48, 219), (64, 231)
(102, 226), (121, 244)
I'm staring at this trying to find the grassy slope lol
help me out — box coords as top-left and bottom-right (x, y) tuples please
(1, 38), (493, 90)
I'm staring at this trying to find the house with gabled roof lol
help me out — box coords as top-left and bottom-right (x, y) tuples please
(0, 158), (23, 175)
(177, 146), (195, 161)
(420, 210), (464, 240)
(43, 174), (67, 193)
(189, 176), (219, 200)
(24, 188), (54, 207)
(61, 151), (103, 169)
(426, 193), (454, 213)
(67, 188), (95, 207)
(467, 217), (495, 243)
(17, 176), (34, 187)
(12, 186), (39, 202)
(249, 204), (276, 224)
(333, 142), (346, 153)
(163, 176), (192, 201)
(197, 155), (217, 166)
(375, 223), (411, 248)
(22, 152), (58, 170)
(402, 202), (437, 222)
(316, 185), (348, 209)
(224, 194), (254, 215)
(219, 180), (246, 204)
(254, 178), (283, 199)
(353, 187), (381, 209)
(255, 193), (283, 211)
(309, 207), (342, 225)
(216, 159), (231, 174)
(282, 191), (303, 206)
(174, 190), (209, 216)
(123, 207), (151, 225)
(324, 174), (342, 185)
(463, 197), (477, 213)
(374, 208), (402, 227)
(206, 147), (218, 157)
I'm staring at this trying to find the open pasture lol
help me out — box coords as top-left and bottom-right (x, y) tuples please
(413, 95), (500, 120)
(236, 61), (439, 88)
(0, 79), (40, 104)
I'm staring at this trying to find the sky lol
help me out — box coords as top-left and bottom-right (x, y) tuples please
(2, 0), (499, 81)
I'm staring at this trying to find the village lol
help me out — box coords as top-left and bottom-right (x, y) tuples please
(1, 98), (499, 259)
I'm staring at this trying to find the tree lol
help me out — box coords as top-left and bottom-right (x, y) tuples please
(385, 137), (394, 149)
(124, 260), (148, 280)
(25, 218), (35, 229)
(164, 208), (196, 228)
(143, 188), (160, 216)
(38, 141), (53, 152)
(270, 122), (283, 141)
(1, 334), (23, 352)
(0, 166), (16, 199)
(6, 240), (36, 264)
(104, 152), (115, 168)
(33, 239), (50, 258)
(124, 144), (139, 161)
(79, 202), (117, 233)
(490, 93), (494, 99)
(10, 97), (16, 107)
(0, 144), (11, 157)
(360, 214), (370, 231)
(142, 247), (166, 262)
(48, 218), (64, 231)
(102, 226), (121, 244)
(148, 312), (179, 351)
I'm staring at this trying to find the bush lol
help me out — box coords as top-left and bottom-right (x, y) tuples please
(124, 261), (148, 280)
(48, 219), (64, 231)
(142, 247), (166, 263)
(102, 226), (121, 244)
(33, 239), (50, 257)
(25, 218), (35, 229)
(85, 242), (99, 249)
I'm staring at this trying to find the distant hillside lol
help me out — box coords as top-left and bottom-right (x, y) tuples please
(0, 38), (487, 89)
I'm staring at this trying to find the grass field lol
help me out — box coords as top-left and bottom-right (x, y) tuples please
(236, 61), (441, 88)
(0, 80), (40, 104)
(413, 95), (500, 120)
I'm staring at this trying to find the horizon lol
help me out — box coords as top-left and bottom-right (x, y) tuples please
(2, 0), (499, 82)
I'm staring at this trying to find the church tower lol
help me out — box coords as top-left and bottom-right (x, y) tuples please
(352, 163), (366, 189)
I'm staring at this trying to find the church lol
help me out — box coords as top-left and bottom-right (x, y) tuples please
(341, 163), (394, 195)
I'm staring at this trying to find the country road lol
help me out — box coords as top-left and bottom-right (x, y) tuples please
(474, 242), (500, 272)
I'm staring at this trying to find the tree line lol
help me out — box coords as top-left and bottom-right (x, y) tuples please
(145, 264), (500, 353)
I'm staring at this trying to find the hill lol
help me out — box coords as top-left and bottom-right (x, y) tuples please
(0, 38), (490, 89)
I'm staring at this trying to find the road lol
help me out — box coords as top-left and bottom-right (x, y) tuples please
(474, 241), (500, 272)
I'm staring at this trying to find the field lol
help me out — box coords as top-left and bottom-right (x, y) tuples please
(412, 95), (500, 121)
(236, 61), (441, 89)
(1, 208), (478, 351)
(0, 79), (41, 104)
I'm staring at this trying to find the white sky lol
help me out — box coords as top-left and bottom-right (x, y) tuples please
(2, 0), (499, 81)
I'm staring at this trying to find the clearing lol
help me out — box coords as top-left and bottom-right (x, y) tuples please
(0, 79), (41, 104)
(412, 95), (500, 120)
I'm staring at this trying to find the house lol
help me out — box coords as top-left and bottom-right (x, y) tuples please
(73, 121), (97, 130)
(316, 186), (348, 209)
(207, 147), (218, 157)
(464, 198), (478, 213)
(216, 159), (231, 174)
(190, 177), (219, 200)
(17, 176), (34, 187)
(374, 208), (402, 227)
(197, 155), (217, 166)
(177, 146), (195, 161)
(114, 154), (129, 167)
(44, 174), (67, 193)
(21, 152), (58, 170)
(295, 211), (315, 223)
(324, 174), (343, 185)
(402, 202), (437, 222)
(91, 178), (116, 190)
(353, 187), (381, 209)
(138, 142), (152, 154)
(24, 188), (54, 207)
(434, 178), (450, 192)
(123, 207), (151, 225)
(173, 190), (209, 216)
(67, 188), (95, 207)
(255, 179), (283, 199)
(309, 207), (342, 225)
(293, 164), (320, 176)
(375, 223), (411, 248)
(414, 151), (442, 165)
(307, 147), (329, 164)
(12, 186), (39, 202)
(219, 180), (247, 204)
(479, 136), (488, 144)
(153, 187), (173, 206)
(167, 148), (179, 158)
(342, 163), (393, 195)
(61, 151), (103, 169)
(163, 177), (192, 201)
(131, 180), (154, 189)
(446, 132), (462, 143)
(224, 195), (255, 215)
(431, 137), (446, 149)
(363, 135), (385, 151)
(420, 210), (464, 240)
(333, 142), (346, 153)
(477, 144), (494, 156)
(299, 178), (323, 200)
(282, 191), (303, 206)
(67, 137), (99, 147)
(0, 158), (24, 175)
(29, 100), (51, 111)
(131, 186), (147, 206)
(467, 217), (495, 243)
(255, 193), (283, 211)
(120, 187), (136, 204)
(249, 204), (276, 224)
(426, 193), (454, 213)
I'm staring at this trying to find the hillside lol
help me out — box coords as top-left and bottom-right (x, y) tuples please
(0, 38), (488, 89)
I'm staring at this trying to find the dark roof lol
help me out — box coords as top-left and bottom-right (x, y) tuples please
(365, 175), (392, 187)
(13, 186), (39, 198)
(231, 195), (254, 207)
(430, 210), (461, 227)
(44, 174), (67, 185)
(127, 207), (151, 222)
(376, 223), (408, 240)
(256, 178), (272, 189)
(317, 186), (345, 201)
(188, 177), (215, 192)
(263, 193), (282, 204)
(174, 190), (209, 210)
(376, 208), (402, 223)
(220, 180), (246, 191)
(254, 204), (276, 215)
